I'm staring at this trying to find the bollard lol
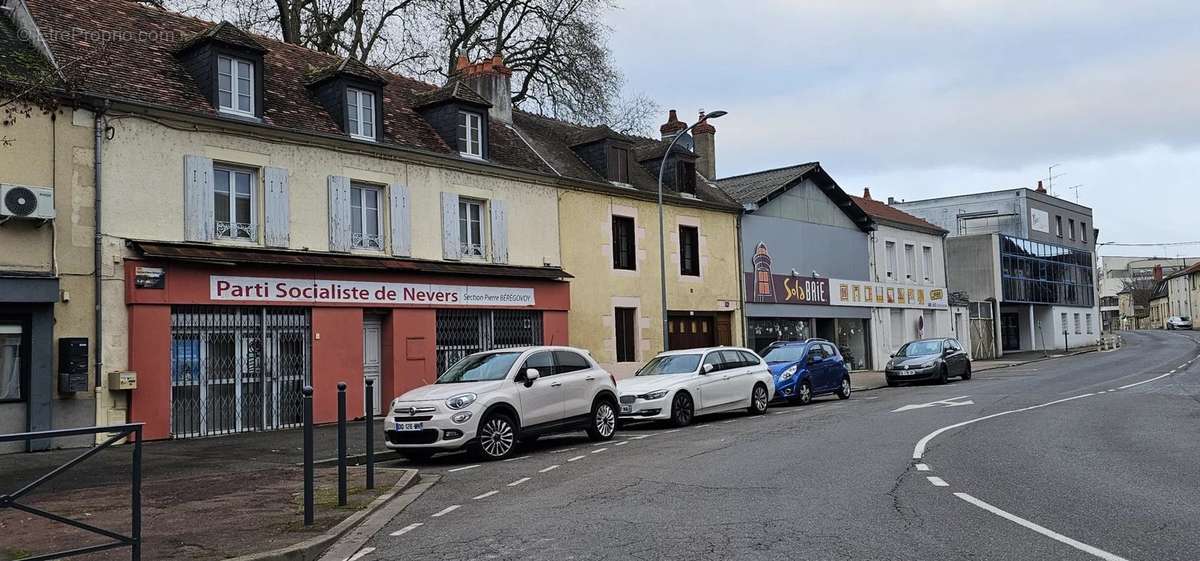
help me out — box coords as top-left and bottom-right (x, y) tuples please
(365, 379), (375, 490)
(337, 381), (348, 507)
(302, 385), (314, 526)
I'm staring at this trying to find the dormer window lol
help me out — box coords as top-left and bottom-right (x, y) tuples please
(347, 88), (376, 141)
(458, 111), (484, 158)
(217, 56), (255, 116)
(175, 22), (267, 120)
(608, 145), (630, 183)
(676, 159), (696, 195)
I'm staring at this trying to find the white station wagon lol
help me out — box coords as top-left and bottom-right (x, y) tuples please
(616, 347), (774, 427)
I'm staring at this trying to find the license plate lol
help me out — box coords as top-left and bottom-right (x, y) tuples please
(394, 421), (423, 431)
(620, 405), (632, 414)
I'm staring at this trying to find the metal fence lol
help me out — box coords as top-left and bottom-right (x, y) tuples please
(0, 424), (142, 561)
(435, 309), (543, 373)
(170, 306), (310, 438)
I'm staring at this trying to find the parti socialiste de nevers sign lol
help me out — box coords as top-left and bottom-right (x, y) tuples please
(210, 275), (536, 306)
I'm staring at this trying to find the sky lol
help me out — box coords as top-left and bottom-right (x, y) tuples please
(604, 0), (1200, 258)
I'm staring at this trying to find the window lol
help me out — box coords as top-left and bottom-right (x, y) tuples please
(1055, 215), (1063, 237)
(614, 308), (637, 362)
(612, 215), (636, 270)
(885, 241), (897, 278)
(922, 246), (934, 281)
(904, 244), (917, 279)
(346, 88), (376, 141)
(214, 166), (257, 241)
(457, 111), (483, 158)
(217, 55), (254, 117)
(676, 160), (696, 194)
(608, 145), (629, 183)
(1061, 312), (1068, 332)
(458, 198), (485, 258)
(1081, 222), (1087, 243)
(521, 351), (556, 378)
(736, 350), (761, 367)
(702, 351), (726, 372)
(350, 183), (383, 250)
(719, 350), (749, 368)
(1086, 314), (1094, 334)
(1074, 313), (1081, 334)
(0, 325), (23, 402)
(679, 225), (700, 276)
(553, 351), (591, 374)
(1068, 219), (1075, 240)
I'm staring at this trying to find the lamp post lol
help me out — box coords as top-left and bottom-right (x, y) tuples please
(657, 110), (727, 351)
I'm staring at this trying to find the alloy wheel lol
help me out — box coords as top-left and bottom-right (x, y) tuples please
(595, 402), (616, 437)
(479, 417), (515, 458)
(673, 393), (693, 426)
(752, 385), (768, 413)
(798, 382), (812, 405)
(839, 377), (852, 399)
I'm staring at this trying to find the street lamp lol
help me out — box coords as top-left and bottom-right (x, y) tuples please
(657, 110), (727, 351)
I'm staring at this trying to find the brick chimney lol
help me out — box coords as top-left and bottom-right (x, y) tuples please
(862, 187), (872, 200)
(1153, 264), (1163, 281)
(1035, 180), (1047, 193)
(693, 111), (716, 179)
(453, 54), (513, 124)
(660, 109), (687, 139)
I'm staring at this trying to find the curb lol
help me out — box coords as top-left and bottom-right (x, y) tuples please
(224, 469), (424, 561)
(317, 474), (440, 561)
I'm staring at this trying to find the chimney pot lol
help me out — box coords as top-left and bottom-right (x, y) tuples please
(887, 196), (896, 205)
(1036, 180), (1047, 193)
(660, 109), (687, 138)
(451, 55), (513, 124)
(862, 187), (872, 200)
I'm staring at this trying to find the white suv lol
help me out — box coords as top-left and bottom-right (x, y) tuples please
(385, 346), (619, 461)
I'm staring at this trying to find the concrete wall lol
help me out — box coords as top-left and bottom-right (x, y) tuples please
(558, 190), (742, 377)
(740, 216), (869, 282)
(944, 235), (999, 302)
(1024, 190), (1094, 251)
(894, 190), (1025, 238)
(0, 106), (97, 450)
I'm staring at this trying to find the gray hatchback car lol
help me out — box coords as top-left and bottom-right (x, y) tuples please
(885, 338), (971, 386)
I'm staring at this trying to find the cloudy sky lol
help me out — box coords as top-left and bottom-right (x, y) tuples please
(605, 1), (1200, 257)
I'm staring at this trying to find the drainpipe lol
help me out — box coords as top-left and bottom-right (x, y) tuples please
(93, 102), (108, 398)
(735, 212), (746, 347)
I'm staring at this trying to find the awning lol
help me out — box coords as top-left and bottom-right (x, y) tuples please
(128, 240), (572, 280)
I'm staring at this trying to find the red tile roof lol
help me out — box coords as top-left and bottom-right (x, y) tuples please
(849, 195), (947, 234)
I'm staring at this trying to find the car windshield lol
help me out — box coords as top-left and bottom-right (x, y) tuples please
(1181, 317), (1191, 321)
(897, 340), (943, 357)
(762, 345), (806, 363)
(436, 352), (521, 383)
(636, 354), (701, 376)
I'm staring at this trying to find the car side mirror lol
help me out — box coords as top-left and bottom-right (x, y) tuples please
(702, 363), (715, 374)
(943, 348), (954, 356)
(523, 368), (540, 386)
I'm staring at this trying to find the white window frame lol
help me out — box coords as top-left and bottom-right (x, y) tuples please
(884, 240), (897, 279)
(213, 165), (258, 242)
(1086, 313), (1093, 334)
(904, 243), (917, 280)
(921, 245), (934, 282)
(350, 182), (384, 250)
(346, 88), (376, 141)
(457, 111), (484, 159)
(458, 198), (486, 259)
(217, 55), (255, 117)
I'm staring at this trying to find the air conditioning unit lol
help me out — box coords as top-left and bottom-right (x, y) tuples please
(0, 184), (55, 220)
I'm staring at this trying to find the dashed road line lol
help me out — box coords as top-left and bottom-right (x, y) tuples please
(539, 464), (560, 473)
(722, 419), (737, 424)
(591, 447), (608, 454)
(915, 463), (930, 472)
(507, 477), (531, 487)
(430, 505), (460, 518)
(614, 441), (629, 446)
(472, 491), (499, 500)
(346, 547), (376, 561)
(447, 464), (480, 473)
(664, 429), (681, 434)
(502, 455), (530, 462)
(629, 434), (651, 439)
(954, 493), (1130, 561)
(553, 447), (577, 453)
(567, 455), (586, 462)
(913, 393), (1095, 460)
(389, 523), (423, 536)
(927, 476), (949, 487)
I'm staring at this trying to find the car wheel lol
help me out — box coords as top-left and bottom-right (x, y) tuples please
(586, 398), (618, 441)
(471, 412), (517, 461)
(936, 365), (949, 385)
(961, 362), (973, 380)
(399, 449), (434, 462)
(670, 392), (694, 427)
(836, 376), (852, 400)
(792, 380), (813, 405)
(748, 383), (769, 415)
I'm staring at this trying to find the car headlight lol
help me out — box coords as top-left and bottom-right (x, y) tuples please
(638, 389), (669, 400)
(920, 361), (937, 369)
(779, 365), (797, 381)
(445, 393), (477, 410)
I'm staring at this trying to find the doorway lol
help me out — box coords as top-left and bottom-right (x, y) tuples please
(363, 316), (382, 416)
(1000, 312), (1021, 351)
(668, 314), (716, 350)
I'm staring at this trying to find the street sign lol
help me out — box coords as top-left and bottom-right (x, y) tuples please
(892, 395), (975, 413)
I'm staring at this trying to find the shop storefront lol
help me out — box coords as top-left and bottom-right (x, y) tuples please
(123, 242), (569, 441)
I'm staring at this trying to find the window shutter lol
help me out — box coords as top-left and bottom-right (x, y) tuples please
(183, 155), (214, 241)
(263, 166), (290, 247)
(490, 199), (509, 264)
(328, 176), (352, 252)
(390, 183), (411, 257)
(441, 192), (461, 260)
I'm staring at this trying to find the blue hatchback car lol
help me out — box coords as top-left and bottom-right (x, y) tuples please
(760, 339), (852, 405)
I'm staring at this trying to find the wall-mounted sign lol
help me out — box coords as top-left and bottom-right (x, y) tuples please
(829, 278), (948, 310)
(134, 266), (165, 289)
(1030, 208), (1050, 233)
(744, 242), (830, 305)
(210, 275), (536, 307)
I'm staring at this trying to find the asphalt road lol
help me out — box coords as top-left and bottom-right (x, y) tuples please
(352, 330), (1200, 561)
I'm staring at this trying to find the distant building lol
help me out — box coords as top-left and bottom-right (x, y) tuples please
(1098, 256), (1199, 331)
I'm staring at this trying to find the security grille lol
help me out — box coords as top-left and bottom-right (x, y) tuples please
(170, 306), (310, 438)
(435, 309), (542, 374)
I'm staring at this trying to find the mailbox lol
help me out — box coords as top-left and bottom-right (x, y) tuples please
(108, 371), (138, 390)
(58, 337), (89, 393)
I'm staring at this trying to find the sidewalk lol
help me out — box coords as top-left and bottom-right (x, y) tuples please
(850, 348), (1095, 391)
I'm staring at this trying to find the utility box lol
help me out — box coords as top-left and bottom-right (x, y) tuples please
(108, 371), (138, 390)
(58, 337), (89, 393)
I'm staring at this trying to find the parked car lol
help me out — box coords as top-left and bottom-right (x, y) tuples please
(616, 347), (774, 427)
(1166, 316), (1193, 330)
(384, 346), (619, 461)
(760, 339), (852, 405)
(885, 338), (971, 386)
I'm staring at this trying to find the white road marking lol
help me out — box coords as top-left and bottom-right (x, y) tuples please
(507, 477), (531, 487)
(346, 547), (376, 561)
(472, 490), (498, 500)
(1118, 372), (1174, 390)
(539, 464), (560, 473)
(614, 441), (629, 446)
(553, 447), (577, 453)
(502, 455), (530, 462)
(664, 429), (681, 434)
(592, 442), (608, 447)
(892, 396), (974, 413)
(628, 435), (650, 440)
(954, 493), (1130, 561)
(722, 420), (737, 424)
(389, 523), (423, 536)
(567, 455), (586, 462)
(913, 393), (1094, 459)
(430, 505), (460, 518)
(447, 464), (480, 473)
(927, 476), (949, 487)
(591, 447), (608, 454)
(915, 463), (930, 471)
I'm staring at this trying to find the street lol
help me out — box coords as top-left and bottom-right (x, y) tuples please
(351, 330), (1200, 561)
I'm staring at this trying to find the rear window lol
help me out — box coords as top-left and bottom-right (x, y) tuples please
(554, 351), (591, 374)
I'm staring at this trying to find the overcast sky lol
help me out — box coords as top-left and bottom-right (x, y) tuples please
(605, 1), (1200, 257)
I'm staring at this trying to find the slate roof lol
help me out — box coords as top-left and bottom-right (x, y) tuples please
(415, 79), (492, 108)
(7, 0), (738, 210)
(306, 56), (388, 86)
(849, 195), (948, 235)
(713, 162), (874, 232)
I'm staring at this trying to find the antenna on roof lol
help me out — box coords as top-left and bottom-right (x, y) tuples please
(1067, 184), (1083, 203)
